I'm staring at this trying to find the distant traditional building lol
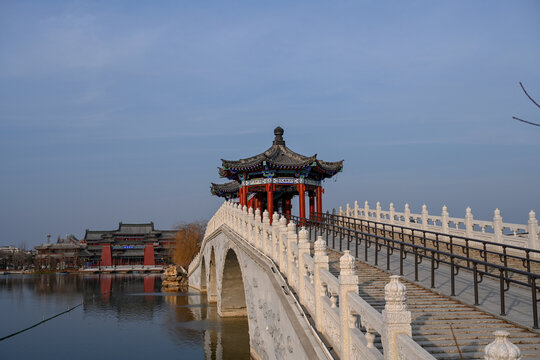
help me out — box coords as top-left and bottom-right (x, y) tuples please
(34, 235), (86, 270)
(82, 222), (176, 267)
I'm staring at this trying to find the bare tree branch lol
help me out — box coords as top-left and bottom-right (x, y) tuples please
(512, 116), (540, 127)
(520, 82), (540, 109)
(512, 82), (540, 126)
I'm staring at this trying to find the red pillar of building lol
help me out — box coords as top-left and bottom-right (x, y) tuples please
(309, 191), (315, 219)
(316, 186), (323, 220)
(101, 245), (112, 266)
(297, 183), (306, 221)
(284, 195), (292, 222)
(266, 183), (274, 224)
(144, 244), (155, 266)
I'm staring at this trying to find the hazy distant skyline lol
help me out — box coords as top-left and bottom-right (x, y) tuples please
(1, 1), (539, 247)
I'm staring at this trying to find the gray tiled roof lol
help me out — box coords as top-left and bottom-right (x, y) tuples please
(211, 181), (240, 195)
(83, 222), (175, 241)
(219, 127), (343, 179)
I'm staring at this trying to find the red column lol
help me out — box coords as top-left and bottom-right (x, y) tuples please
(144, 245), (155, 266)
(316, 186), (323, 220)
(297, 183), (306, 221)
(101, 245), (112, 266)
(257, 193), (263, 219)
(309, 192), (315, 219)
(266, 184), (274, 224)
(284, 195), (291, 222)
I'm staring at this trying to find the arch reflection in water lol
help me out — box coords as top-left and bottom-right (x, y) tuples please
(165, 289), (250, 360)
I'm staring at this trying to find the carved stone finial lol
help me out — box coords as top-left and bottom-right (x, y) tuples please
(255, 208), (261, 218)
(314, 235), (326, 256)
(494, 208), (501, 217)
(339, 250), (356, 276)
(422, 204), (427, 212)
(466, 206), (472, 215)
(384, 275), (408, 312)
(298, 227), (308, 244)
(248, 207), (254, 215)
(529, 210), (536, 220)
(287, 222), (296, 233)
(273, 212), (280, 223)
(442, 205), (448, 212)
(484, 330), (521, 360)
(263, 210), (269, 223)
(279, 215), (287, 226)
(405, 203), (410, 211)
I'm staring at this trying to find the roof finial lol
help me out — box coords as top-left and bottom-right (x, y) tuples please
(273, 126), (285, 145)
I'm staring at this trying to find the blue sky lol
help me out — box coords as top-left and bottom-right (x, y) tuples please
(1, 1), (539, 247)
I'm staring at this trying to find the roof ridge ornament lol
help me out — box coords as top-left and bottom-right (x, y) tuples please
(273, 126), (285, 145)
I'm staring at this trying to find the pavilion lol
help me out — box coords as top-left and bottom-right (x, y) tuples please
(211, 127), (343, 223)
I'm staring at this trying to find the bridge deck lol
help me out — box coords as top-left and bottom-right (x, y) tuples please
(326, 250), (540, 359)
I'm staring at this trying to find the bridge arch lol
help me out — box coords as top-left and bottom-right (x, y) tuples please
(200, 255), (207, 292)
(208, 247), (218, 303)
(218, 248), (247, 317)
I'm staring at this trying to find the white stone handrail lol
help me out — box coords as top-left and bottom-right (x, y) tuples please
(339, 201), (539, 253)
(188, 201), (522, 360)
(347, 292), (383, 335)
(396, 334), (437, 360)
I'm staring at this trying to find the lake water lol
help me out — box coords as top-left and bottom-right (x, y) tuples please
(0, 274), (250, 360)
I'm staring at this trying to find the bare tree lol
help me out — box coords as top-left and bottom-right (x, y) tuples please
(513, 82), (540, 126)
(171, 221), (206, 269)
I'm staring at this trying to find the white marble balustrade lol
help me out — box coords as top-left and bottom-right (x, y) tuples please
(339, 200), (539, 252)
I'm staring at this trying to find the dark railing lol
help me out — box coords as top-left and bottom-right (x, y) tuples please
(286, 212), (540, 329)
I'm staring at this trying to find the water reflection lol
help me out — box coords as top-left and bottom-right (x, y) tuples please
(0, 274), (249, 360)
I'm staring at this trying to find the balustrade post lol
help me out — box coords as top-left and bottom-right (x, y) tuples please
(442, 205), (449, 234)
(404, 204), (411, 227)
(528, 210), (539, 251)
(390, 202), (395, 224)
(278, 216), (287, 270)
(484, 330), (521, 360)
(297, 228), (310, 305)
(339, 251), (358, 360)
(376, 201), (381, 222)
(364, 201), (370, 220)
(287, 222), (298, 287)
(339, 206), (343, 216)
(313, 236), (329, 332)
(255, 209), (262, 250)
(272, 212), (280, 261)
(421, 204), (428, 230)
(354, 200), (359, 218)
(262, 210), (270, 255)
(466, 207), (474, 238)
(346, 203), (351, 217)
(382, 275), (412, 360)
(493, 209), (503, 243)
(247, 207), (254, 244)
(239, 205), (244, 237)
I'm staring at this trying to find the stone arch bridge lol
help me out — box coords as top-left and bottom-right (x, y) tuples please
(188, 202), (524, 360)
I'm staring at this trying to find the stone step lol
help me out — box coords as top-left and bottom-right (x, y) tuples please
(325, 249), (540, 360)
